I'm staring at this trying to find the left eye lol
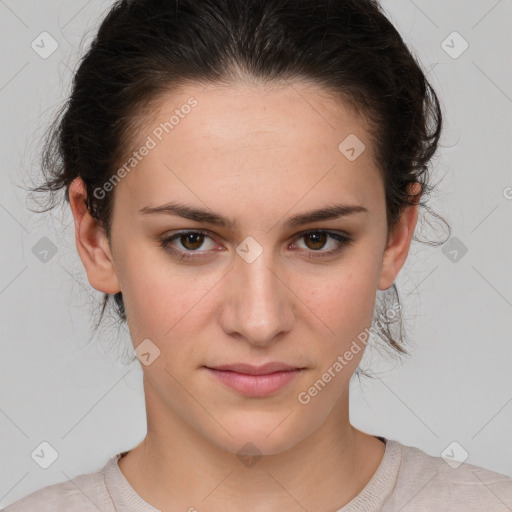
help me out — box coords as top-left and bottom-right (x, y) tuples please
(159, 229), (351, 260)
(293, 231), (345, 252)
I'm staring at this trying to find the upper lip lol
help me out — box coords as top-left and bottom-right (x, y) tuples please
(206, 362), (303, 375)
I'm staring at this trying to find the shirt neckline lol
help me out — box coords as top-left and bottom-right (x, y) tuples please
(104, 453), (161, 511)
(103, 436), (401, 512)
(336, 437), (402, 511)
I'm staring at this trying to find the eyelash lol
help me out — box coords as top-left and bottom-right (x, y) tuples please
(159, 229), (352, 261)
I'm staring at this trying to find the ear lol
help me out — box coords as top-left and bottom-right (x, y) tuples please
(378, 182), (421, 291)
(68, 177), (121, 294)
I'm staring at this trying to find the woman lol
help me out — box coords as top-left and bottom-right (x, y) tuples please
(5, 0), (512, 510)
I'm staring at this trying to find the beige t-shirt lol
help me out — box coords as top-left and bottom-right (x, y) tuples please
(3, 437), (512, 511)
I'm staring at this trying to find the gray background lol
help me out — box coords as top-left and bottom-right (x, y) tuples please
(1, 0), (511, 507)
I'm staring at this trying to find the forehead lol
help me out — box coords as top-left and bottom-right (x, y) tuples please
(116, 81), (383, 213)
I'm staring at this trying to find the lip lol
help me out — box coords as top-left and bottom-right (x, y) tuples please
(207, 362), (302, 375)
(204, 362), (305, 397)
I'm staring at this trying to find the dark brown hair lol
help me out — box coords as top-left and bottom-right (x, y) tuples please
(29, 0), (450, 375)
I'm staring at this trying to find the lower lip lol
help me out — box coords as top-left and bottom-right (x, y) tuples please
(205, 368), (303, 397)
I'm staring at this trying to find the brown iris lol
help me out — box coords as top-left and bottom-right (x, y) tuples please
(303, 232), (327, 250)
(179, 233), (205, 250)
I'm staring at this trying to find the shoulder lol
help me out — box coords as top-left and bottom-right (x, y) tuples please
(386, 440), (512, 511)
(1, 459), (115, 512)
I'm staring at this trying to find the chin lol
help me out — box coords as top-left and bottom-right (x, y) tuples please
(202, 414), (309, 458)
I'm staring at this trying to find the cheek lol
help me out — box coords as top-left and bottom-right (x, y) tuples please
(113, 243), (174, 337)
(118, 246), (221, 342)
(294, 272), (377, 402)
(292, 262), (380, 386)
(298, 264), (379, 341)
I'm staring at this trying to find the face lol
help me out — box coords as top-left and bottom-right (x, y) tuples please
(71, 81), (418, 456)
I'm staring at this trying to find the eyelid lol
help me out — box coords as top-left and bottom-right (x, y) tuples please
(158, 228), (352, 260)
(160, 228), (350, 243)
(297, 228), (352, 240)
(162, 229), (220, 249)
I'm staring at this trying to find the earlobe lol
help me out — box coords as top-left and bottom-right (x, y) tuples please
(68, 177), (121, 294)
(378, 183), (421, 291)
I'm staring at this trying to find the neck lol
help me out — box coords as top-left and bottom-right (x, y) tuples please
(118, 383), (386, 512)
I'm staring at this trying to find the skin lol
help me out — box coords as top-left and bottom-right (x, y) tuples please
(68, 81), (420, 512)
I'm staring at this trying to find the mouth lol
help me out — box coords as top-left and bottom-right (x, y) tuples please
(205, 362), (304, 375)
(203, 363), (305, 397)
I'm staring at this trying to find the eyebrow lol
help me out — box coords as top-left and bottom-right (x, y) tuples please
(139, 201), (368, 230)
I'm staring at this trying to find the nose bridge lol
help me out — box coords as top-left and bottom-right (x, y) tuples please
(223, 241), (293, 344)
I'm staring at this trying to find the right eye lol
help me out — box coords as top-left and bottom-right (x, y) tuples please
(159, 230), (220, 260)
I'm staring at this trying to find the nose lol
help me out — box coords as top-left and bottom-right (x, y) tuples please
(219, 248), (295, 347)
